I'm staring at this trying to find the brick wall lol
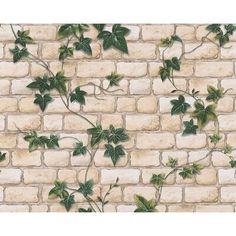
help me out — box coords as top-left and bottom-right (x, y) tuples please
(0, 24), (236, 212)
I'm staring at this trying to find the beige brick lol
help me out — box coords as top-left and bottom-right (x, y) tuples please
(0, 169), (21, 184)
(83, 97), (115, 113)
(130, 150), (160, 167)
(218, 169), (236, 184)
(142, 168), (175, 184)
(176, 134), (207, 149)
(218, 114), (236, 131)
(227, 133), (236, 147)
(0, 115), (5, 131)
(195, 62), (233, 77)
(43, 115), (63, 131)
(162, 151), (188, 166)
(74, 43), (100, 59)
(71, 152), (91, 166)
(126, 115), (159, 131)
(50, 62), (76, 77)
(19, 97), (40, 112)
(103, 79), (129, 95)
(44, 151), (69, 167)
(5, 43), (38, 58)
(23, 25), (56, 40)
(129, 79), (151, 94)
(173, 62), (194, 77)
(160, 114), (181, 131)
(24, 169), (56, 184)
(137, 133), (175, 149)
(137, 96), (157, 113)
(215, 97), (234, 112)
(196, 168), (217, 184)
(41, 42), (60, 59)
(77, 62), (115, 77)
(71, 78), (101, 95)
(124, 43), (156, 59)
(117, 62), (147, 77)
(59, 133), (88, 149)
(12, 150), (41, 167)
(185, 187), (218, 203)
(0, 133), (17, 148)
(196, 205), (233, 212)
(0, 98), (17, 112)
(185, 43), (218, 59)
(196, 25), (216, 41)
(149, 62), (162, 77)
(0, 79), (10, 95)
(0, 62), (29, 77)
(142, 25), (174, 41)
(160, 187), (182, 203)
(101, 114), (123, 129)
(0, 151), (9, 167)
(101, 169), (140, 184)
(0, 205), (29, 212)
(0, 43), (3, 58)
(5, 187), (38, 203)
(221, 187), (236, 202)
(126, 25), (140, 41)
(212, 151), (230, 167)
(159, 43), (182, 59)
(168, 205), (194, 212)
(0, 187), (3, 201)
(102, 186), (122, 202)
(64, 115), (97, 130)
(78, 168), (99, 183)
(221, 79), (236, 94)
(94, 150), (128, 167)
(31, 205), (48, 212)
(102, 48), (122, 59)
(176, 25), (195, 40)
(0, 24), (21, 40)
(188, 150), (210, 166)
(221, 42), (236, 58)
(124, 186), (156, 202)
(30, 62), (47, 76)
(58, 169), (77, 184)
(117, 205), (136, 212)
(11, 78), (32, 94)
(8, 115), (40, 131)
(189, 79), (218, 94)
(153, 78), (186, 95)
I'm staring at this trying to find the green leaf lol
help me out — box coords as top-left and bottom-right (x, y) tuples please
(104, 144), (125, 166)
(46, 135), (59, 149)
(0, 152), (6, 162)
(78, 207), (93, 212)
(24, 131), (48, 152)
(179, 163), (202, 179)
(106, 72), (123, 87)
(225, 24), (236, 35)
(60, 194), (75, 212)
(87, 125), (109, 147)
(165, 57), (180, 71)
(206, 85), (224, 103)
(93, 24), (106, 32)
(34, 93), (52, 112)
(229, 159), (236, 168)
(134, 195), (157, 213)
(206, 24), (221, 33)
(159, 66), (170, 81)
(223, 144), (233, 154)
(15, 30), (33, 47)
(58, 24), (89, 39)
(77, 179), (94, 197)
(170, 95), (190, 115)
(10, 46), (29, 63)
(59, 45), (74, 60)
(218, 33), (229, 47)
(160, 37), (173, 47)
(171, 34), (183, 43)
(27, 75), (50, 93)
(209, 134), (221, 144)
(49, 180), (68, 199)
(150, 173), (165, 187)
(50, 72), (67, 94)
(166, 157), (178, 168)
(73, 142), (87, 156)
(74, 37), (92, 55)
(182, 119), (198, 135)
(108, 125), (129, 144)
(191, 102), (217, 128)
(70, 86), (87, 105)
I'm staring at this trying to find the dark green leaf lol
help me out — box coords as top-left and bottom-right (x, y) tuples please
(93, 24), (106, 32)
(24, 131), (48, 152)
(46, 135), (59, 149)
(209, 134), (221, 144)
(34, 93), (52, 112)
(73, 142), (87, 156)
(59, 45), (74, 60)
(0, 152), (6, 162)
(108, 125), (129, 144)
(159, 66), (170, 81)
(134, 195), (157, 213)
(27, 75), (50, 93)
(182, 119), (198, 135)
(218, 33), (229, 47)
(171, 35), (183, 43)
(15, 30), (33, 47)
(150, 173), (165, 187)
(230, 159), (236, 168)
(179, 163), (202, 179)
(50, 72), (67, 94)
(206, 85), (224, 103)
(77, 180), (94, 197)
(87, 125), (109, 146)
(106, 72), (123, 87)
(10, 46), (29, 63)
(223, 144), (233, 154)
(58, 24), (89, 39)
(225, 24), (236, 35)
(170, 95), (190, 115)
(74, 37), (92, 55)
(49, 180), (68, 199)
(160, 37), (173, 47)
(60, 194), (75, 212)
(78, 207), (93, 212)
(165, 57), (180, 71)
(70, 86), (87, 105)
(206, 24), (221, 33)
(166, 157), (178, 168)
(104, 144), (125, 166)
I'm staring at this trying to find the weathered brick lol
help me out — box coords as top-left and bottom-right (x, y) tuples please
(148, 62), (162, 77)
(0, 187), (3, 201)
(12, 150), (41, 167)
(176, 25), (195, 40)
(189, 79), (218, 94)
(103, 79), (129, 95)
(176, 134), (207, 149)
(44, 151), (69, 167)
(43, 115), (63, 131)
(83, 97), (115, 113)
(196, 168), (217, 185)
(124, 186), (156, 202)
(137, 96), (158, 113)
(215, 97), (234, 112)
(227, 133), (236, 147)
(41, 42), (60, 59)
(101, 114), (123, 129)
(159, 43), (182, 59)
(196, 25), (216, 41)
(221, 43), (236, 58)
(78, 168), (99, 183)
(130, 150), (160, 167)
(218, 114), (236, 131)
(0, 25), (21, 40)
(23, 25), (56, 40)
(137, 133), (175, 149)
(31, 205), (48, 212)
(0, 62), (29, 77)
(160, 114), (181, 131)
(64, 115), (97, 130)
(117, 205), (136, 212)
(188, 150), (210, 166)
(126, 25), (140, 41)
(71, 152), (91, 166)
(0, 79), (10, 95)
(160, 187), (182, 203)
(19, 97), (40, 112)
(0, 169), (21, 184)
(117, 62), (147, 77)
(102, 48), (122, 59)
(218, 169), (236, 184)
(102, 186), (122, 202)
(50, 62), (76, 77)
(212, 151), (230, 167)
(142, 25), (174, 41)
(173, 62), (194, 77)
(0, 98), (17, 112)
(11, 78), (32, 94)
(124, 43), (156, 59)
(168, 205), (194, 212)
(221, 187), (236, 202)
(0, 133), (17, 148)
(0, 205), (29, 212)
(162, 151), (188, 166)
(59, 133), (88, 149)
(196, 205), (233, 212)
(221, 79), (236, 94)
(0, 116), (5, 131)
(58, 169), (77, 184)
(24, 169), (56, 184)
(129, 79), (151, 95)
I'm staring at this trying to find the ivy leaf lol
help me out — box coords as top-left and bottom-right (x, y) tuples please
(206, 85), (224, 102)
(217, 33), (229, 47)
(27, 75), (50, 93)
(0, 152), (6, 162)
(49, 181), (68, 199)
(159, 66), (170, 81)
(165, 57), (181, 71)
(60, 194), (75, 212)
(15, 30), (33, 47)
(58, 24), (89, 39)
(166, 157), (178, 168)
(229, 159), (236, 168)
(179, 163), (202, 179)
(225, 24), (236, 35)
(70, 86), (87, 105)
(73, 142), (87, 156)
(182, 119), (198, 135)
(77, 180), (94, 197)
(46, 135), (59, 149)
(223, 144), (233, 154)
(24, 131), (48, 152)
(134, 195), (157, 213)
(93, 24), (106, 32)
(171, 35), (182, 43)
(160, 37), (173, 47)
(106, 72), (123, 87)
(78, 207), (93, 212)
(104, 144), (125, 166)
(74, 37), (92, 55)
(34, 93), (52, 112)
(206, 24), (221, 33)
(108, 125), (129, 144)
(10, 46), (29, 63)
(170, 95), (190, 115)
(209, 134), (221, 144)
(59, 45), (74, 60)
(191, 102), (217, 128)
(150, 174), (165, 187)
(87, 125), (109, 147)
(50, 72), (67, 94)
